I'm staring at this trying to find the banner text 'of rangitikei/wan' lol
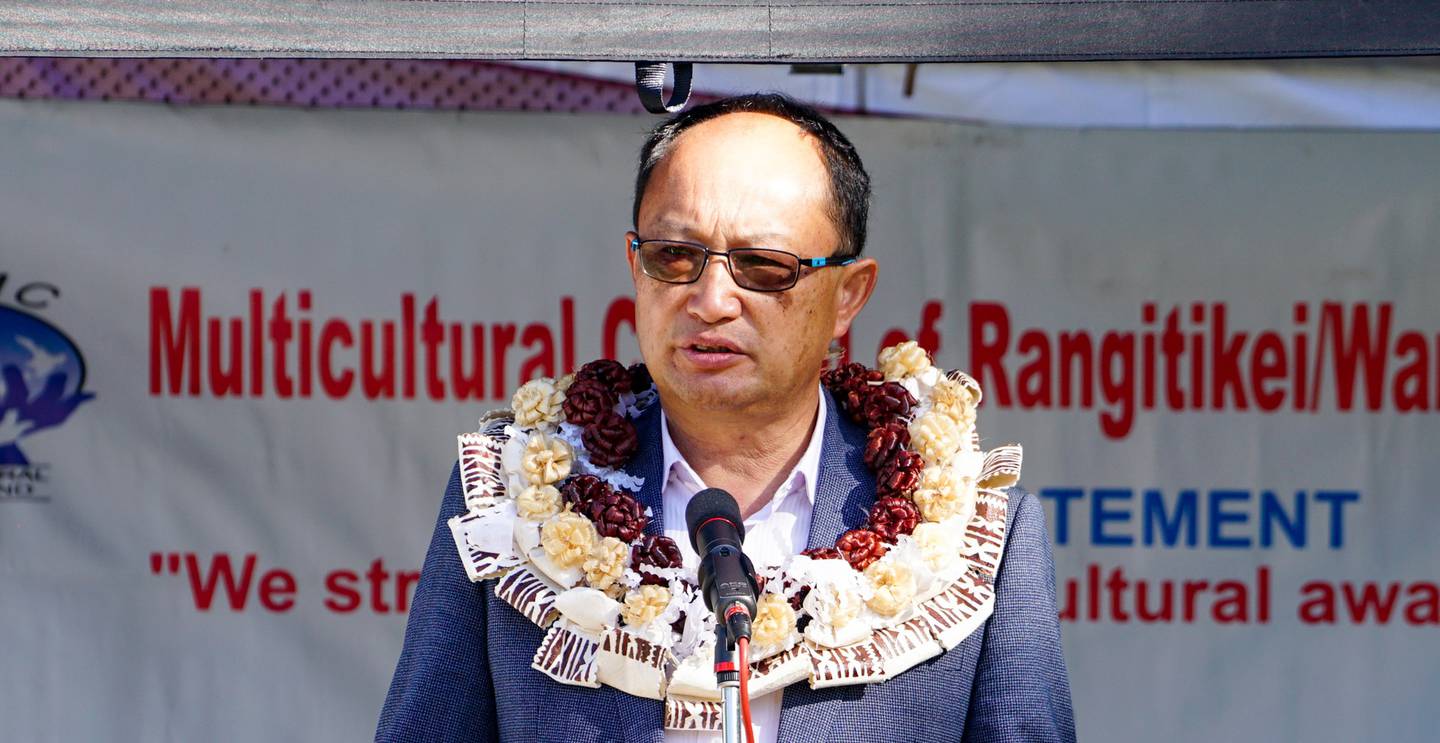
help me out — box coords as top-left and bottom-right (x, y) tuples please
(971, 301), (1439, 439)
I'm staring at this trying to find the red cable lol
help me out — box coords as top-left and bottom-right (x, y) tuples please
(738, 636), (756, 743)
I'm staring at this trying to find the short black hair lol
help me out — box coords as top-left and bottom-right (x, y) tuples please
(632, 93), (871, 258)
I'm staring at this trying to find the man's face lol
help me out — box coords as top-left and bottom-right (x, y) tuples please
(628, 112), (876, 418)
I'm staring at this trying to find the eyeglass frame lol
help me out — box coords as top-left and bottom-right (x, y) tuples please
(627, 235), (857, 292)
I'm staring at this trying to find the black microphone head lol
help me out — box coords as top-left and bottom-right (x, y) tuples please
(685, 488), (744, 553)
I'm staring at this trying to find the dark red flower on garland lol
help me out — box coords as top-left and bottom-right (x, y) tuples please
(627, 363), (654, 394)
(576, 359), (631, 397)
(876, 449), (925, 498)
(867, 496), (921, 542)
(563, 378), (617, 426)
(574, 488), (650, 542)
(822, 361), (870, 392)
(559, 474), (614, 509)
(836, 529), (888, 571)
(856, 380), (917, 429)
(582, 411), (639, 468)
(801, 547), (843, 561)
(863, 422), (911, 470)
(839, 369), (885, 424)
(630, 534), (683, 585)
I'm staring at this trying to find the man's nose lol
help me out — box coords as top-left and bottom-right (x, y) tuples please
(686, 253), (743, 324)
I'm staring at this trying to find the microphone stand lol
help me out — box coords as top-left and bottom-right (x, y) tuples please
(688, 491), (756, 743)
(714, 623), (742, 743)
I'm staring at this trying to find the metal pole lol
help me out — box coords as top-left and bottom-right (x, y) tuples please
(721, 685), (741, 743)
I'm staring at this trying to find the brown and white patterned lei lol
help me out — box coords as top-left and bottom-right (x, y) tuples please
(448, 342), (1022, 732)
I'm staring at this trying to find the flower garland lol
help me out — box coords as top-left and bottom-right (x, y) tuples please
(448, 342), (1022, 732)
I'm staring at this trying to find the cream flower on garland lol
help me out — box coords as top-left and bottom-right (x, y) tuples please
(540, 511), (598, 569)
(555, 372), (577, 394)
(909, 411), (964, 465)
(583, 536), (629, 595)
(511, 378), (566, 430)
(930, 375), (978, 435)
(803, 582), (864, 635)
(515, 484), (563, 520)
(911, 464), (976, 523)
(910, 522), (959, 572)
(864, 560), (918, 616)
(521, 432), (573, 486)
(877, 340), (932, 382)
(621, 584), (671, 627)
(751, 592), (798, 648)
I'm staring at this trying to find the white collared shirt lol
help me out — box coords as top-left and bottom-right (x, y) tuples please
(660, 389), (827, 743)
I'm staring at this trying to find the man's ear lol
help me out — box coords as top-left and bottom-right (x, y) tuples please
(832, 257), (878, 339)
(625, 231), (641, 283)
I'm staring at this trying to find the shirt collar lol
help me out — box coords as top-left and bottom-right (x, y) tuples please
(659, 385), (827, 508)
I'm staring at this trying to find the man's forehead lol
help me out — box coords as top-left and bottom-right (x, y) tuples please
(668, 112), (824, 169)
(646, 216), (793, 245)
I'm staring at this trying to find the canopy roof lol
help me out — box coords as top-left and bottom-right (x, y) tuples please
(6, 1), (1439, 61)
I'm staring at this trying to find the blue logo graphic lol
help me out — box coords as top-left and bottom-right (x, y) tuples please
(0, 305), (94, 466)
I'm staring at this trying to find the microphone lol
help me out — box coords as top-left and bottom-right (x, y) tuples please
(686, 488), (759, 642)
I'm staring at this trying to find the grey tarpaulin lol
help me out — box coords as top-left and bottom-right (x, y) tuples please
(3, 1), (1439, 61)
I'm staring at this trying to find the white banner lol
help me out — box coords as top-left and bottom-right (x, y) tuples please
(2, 98), (1436, 742)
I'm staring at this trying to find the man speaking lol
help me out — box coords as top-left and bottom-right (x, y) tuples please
(378, 94), (1074, 742)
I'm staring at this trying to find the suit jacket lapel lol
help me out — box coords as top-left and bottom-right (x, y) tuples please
(628, 401), (666, 537)
(781, 389), (878, 742)
(804, 389), (877, 550)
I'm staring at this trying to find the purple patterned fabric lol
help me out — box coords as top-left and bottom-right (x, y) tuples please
(377, 391), (1075, 742)
(0, 58), (715, 113)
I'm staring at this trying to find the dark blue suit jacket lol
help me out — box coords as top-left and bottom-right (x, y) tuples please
(378, 392), (1075, 742)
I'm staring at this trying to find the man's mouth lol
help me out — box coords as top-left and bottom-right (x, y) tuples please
(688, 343), (738, 354)
(680, 338), (746, 367)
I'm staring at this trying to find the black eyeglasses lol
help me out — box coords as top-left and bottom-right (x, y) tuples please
(629, 237), (855, 292)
